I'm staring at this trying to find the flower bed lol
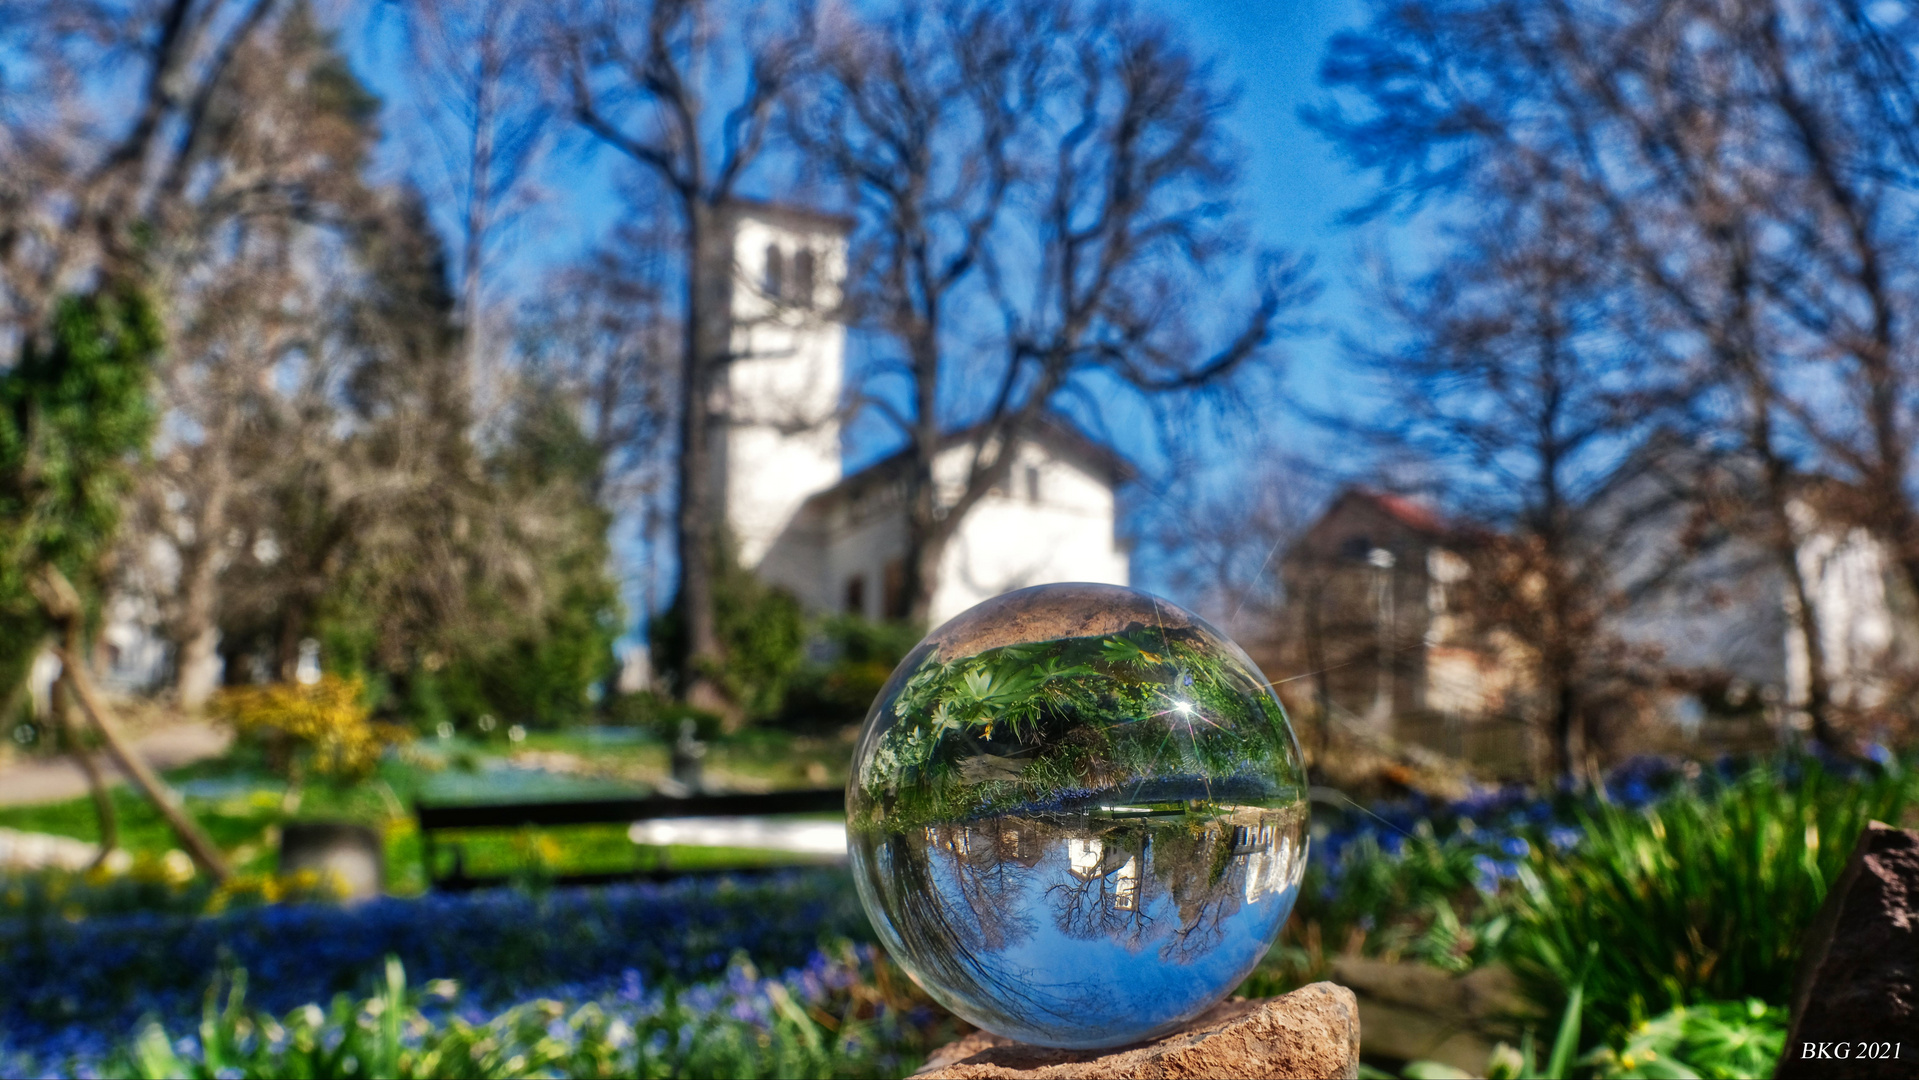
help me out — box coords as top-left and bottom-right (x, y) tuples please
(6, 945), (952, 1080)
(1, 869), (871, 1065)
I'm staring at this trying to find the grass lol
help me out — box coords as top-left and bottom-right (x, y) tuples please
(0, 727), (853, 897)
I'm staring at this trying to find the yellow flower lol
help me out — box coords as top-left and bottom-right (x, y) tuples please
(215, 675), (410, 783)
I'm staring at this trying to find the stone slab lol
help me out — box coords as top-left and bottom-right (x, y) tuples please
(912, 982), (1359, 1079)
(1776, 821), (1919, 1079)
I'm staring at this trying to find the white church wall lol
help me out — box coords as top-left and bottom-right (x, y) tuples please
(715, 202), (1127, 629)
(724, 212), (848, 569)
(824, 510), (907, 620)
(929, 443), (1128, 625)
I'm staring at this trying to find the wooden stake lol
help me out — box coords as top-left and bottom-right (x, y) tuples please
(32, 568), (231, 882)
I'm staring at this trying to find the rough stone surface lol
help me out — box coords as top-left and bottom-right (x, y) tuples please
(912, 982), (1359, 1079)
(1776, 821), (1919, 1079)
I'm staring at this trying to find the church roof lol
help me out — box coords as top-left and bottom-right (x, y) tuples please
(723, 196), (855, 234)
(802, 414), (1134, 513)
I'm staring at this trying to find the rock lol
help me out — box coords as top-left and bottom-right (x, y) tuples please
(912, 982), (1359, 1079)
(1776, 821), (1919, 1079)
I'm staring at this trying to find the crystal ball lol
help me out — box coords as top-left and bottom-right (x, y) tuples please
(847, 583), (1309, 1049)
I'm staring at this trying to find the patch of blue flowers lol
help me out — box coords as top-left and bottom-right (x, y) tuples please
(1308, 754), (1756, 897)
(1, 869), (871, 1068)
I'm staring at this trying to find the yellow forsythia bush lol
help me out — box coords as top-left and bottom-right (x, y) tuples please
(214, 674), (409, 783)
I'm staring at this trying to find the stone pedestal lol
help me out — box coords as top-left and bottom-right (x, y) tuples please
(279, 821), (384, 899)
(912, 982), (1360, 1079)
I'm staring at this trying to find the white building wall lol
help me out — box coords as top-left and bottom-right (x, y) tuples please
(1785, 507), (1898, 710)
(928, 441), (1128, 625)
(825, 510), (907, 619)
(724, 212), (848, 570)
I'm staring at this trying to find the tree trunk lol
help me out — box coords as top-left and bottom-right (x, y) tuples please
(1755, 422), (1840, 751)
(1302, 576), (1332, 764)
(677, 200), (731, 720)
(1550, 676), (1578, 788)
(903, 318), (945, 626)
(903, 494), (948, 629)
(174, 438), (232, 711)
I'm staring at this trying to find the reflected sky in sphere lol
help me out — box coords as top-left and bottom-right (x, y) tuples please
(847, 583), (1309, 1049)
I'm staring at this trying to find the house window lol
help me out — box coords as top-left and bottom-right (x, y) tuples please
(793, 249), (816, 306)
(882, 559), (908, 620)
(1025, 464), (1042, 503)
(844, 573), (866, 616)
(763, 243), (784, 299)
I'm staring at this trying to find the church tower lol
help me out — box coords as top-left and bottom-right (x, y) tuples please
(716, 202), (850, 572)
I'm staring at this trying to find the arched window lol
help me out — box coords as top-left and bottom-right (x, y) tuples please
(793, 249), (816, 306)
(763, 243), (784, 299)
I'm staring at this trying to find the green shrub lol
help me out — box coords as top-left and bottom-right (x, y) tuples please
(1503, 761), (1913, 1042)
(651, 556), (806, 724)
(781, 615), (925, 727)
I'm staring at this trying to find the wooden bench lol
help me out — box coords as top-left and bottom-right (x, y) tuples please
(415, 788), (847, 891)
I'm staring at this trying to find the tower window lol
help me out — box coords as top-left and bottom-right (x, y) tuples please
(1025, 464), (1042, 503)
(793, 249), (816, 306)
(844, 573), (866, 616)
(763, 243), (784, 299)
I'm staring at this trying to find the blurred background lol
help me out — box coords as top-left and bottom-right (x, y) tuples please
(2, 0), (1917, 1076)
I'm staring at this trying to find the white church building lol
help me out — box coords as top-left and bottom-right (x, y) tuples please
(716, 200), (1131, 625)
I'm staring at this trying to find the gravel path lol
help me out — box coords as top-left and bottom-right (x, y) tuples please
(0, 722), (231, 807)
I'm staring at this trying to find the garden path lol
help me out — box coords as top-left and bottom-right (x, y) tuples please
(0, 721), (230, 806)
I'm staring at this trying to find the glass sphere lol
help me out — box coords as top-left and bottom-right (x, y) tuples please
(847, 583), (1308, 1049)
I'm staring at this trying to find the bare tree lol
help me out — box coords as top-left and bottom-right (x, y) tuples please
(552, 0), (813, 714)
(1339, 187), (1673, 781)
(792, 0), (1310, 623)
(399, 0), (553, 416)
(1310, 0), (1919, 751)
(0, 0), (282, 342)
(521, 206), (680, 508)
(518, 206), (681, 637)
(127, 4), (383, 709)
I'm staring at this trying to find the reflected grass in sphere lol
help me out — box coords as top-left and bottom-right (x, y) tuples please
(846, 583), (1309, 1049)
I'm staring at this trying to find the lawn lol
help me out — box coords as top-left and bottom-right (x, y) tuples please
(0, 726), (854, 895)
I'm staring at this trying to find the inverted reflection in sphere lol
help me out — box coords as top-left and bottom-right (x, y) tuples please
(846, 583), (1309, 1049)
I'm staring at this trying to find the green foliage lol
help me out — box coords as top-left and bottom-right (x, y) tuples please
(444, 389), (620, 728)
(316, 386), (621, 730)
(115, 954), (932, 1080)
(1584, 998), (1787, 1080)
(0, 286), (161, 681)
(780, 615), (924, 727)
(1326, 826), (1500, 970)
(653, 545), (806, 723)
(1502, 761), (1913, 1043)
(602, 690), (722, 740)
